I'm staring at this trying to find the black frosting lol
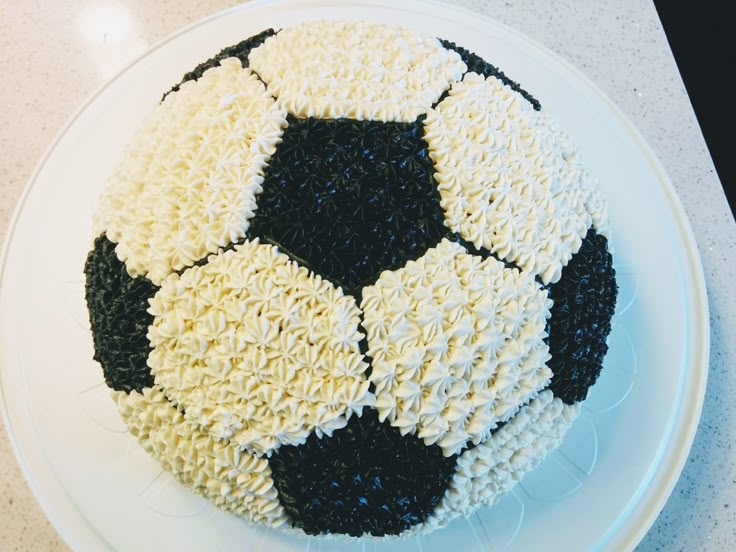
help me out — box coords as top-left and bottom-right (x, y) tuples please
(161, 28), (276, 102)
(268, 409), (457, 537)
(546, 229), (617, 404)
(84, 235), (158, 393)
(439, 39), (541, 111)
(248, 115), (448, 296)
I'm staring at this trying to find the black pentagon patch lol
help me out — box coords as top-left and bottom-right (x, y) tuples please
(268, 409), (457, 537)
(84, 234), (158, 393)
(162, 28), (276, 101)
(546, 229), (618, 404)
(248, 116), (447, 296)
(438, 38), (541, 111)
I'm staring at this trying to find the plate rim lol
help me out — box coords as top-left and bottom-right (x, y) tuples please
(0, 0), (709, 550)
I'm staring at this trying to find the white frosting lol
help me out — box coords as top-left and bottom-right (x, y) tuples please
(94, 58), (288, 285)
(424, 72), (607, 284)
(248, 20), (466, 122)
(415, 390), (580, 532)
(147, 239), (373, 456)
(361, 239), (552, 457)
(113, 387), (287, 526)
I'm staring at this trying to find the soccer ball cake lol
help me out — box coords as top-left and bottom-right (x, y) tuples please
(84, 20), (617, 538)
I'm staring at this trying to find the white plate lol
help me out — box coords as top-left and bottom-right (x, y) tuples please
(0, 0), (709, 550)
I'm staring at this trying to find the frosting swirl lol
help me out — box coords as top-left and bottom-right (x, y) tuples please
(415, 390), (580, 532)
(361, 239), (552, 457)
(147, 239), (373, 456)
(94, 58), (287, 285)
(424, 72), (605, 284)
(114, 386), (287, 526)
(248, 20), (466, 122)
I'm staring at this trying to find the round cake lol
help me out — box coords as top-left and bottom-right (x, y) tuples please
(84, 20), (618, 539)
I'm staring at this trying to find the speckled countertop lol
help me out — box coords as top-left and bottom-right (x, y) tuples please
(1, 0), (734, 550)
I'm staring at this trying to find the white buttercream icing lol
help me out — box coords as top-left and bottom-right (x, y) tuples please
(361, 239), (552, 457)
(113, 387), (287, 526)
(415, 390), (580, 532)
(248, 20), (466, 122)
(424, 72), (607, 284)
(94, 58), (288, 285)
(147, 238), (373, 456)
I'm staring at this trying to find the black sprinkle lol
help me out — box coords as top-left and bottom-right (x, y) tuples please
(248, 115), (448, 296)
(84, 235), (159, 393)
(268, 409), (457, 537)
(546, 229), (617, 404)
(439, 39), (541, 111)
(161, 28), (276, 102)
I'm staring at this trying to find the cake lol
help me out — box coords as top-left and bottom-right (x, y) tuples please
(84, 20), (617, 539)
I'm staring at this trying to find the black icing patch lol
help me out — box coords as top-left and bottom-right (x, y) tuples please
(268, 409), (457, 537)
(161, 28), (276, 102)
(84, 235), (158, 393)
(546, 229), (617, 404)
(248, 116), (447, 296)
(439, 39), (541, 111)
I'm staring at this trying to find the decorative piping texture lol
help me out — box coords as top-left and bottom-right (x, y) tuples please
(114, 387), (287, 526)
(416, 390), (580, 532)
(84, 20), (617, 538)
(361, 239), (552, 457)
(248, 20), (466, 121)
(268, 408), (456, 537)
(247, 115), (448, 294)
(424, 72), (602, 285)
(94, 58), (287, 285)
(162, 29), (276, 101)
(84, 234), (158, 393)
(147, 239), (373, 456)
